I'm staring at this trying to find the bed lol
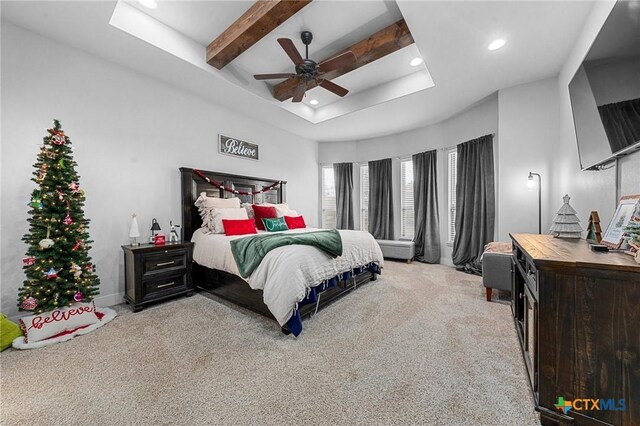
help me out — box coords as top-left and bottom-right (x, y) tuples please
(180, 167), (384, 336)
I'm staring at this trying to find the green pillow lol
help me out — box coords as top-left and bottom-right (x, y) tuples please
(1, 314), (23, 351)
(262, 217), (288, 232)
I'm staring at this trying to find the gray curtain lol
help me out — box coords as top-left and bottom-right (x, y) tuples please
(368, 158), (394, 239)
(452, 134), (495, 274)
(333, 163), (354, 230)
(413, 150), (441, 263)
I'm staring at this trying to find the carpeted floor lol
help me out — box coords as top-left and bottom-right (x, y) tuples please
(1, 261), (538, 425)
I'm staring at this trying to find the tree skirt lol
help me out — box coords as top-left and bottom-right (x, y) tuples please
(12, 307), (117, 350)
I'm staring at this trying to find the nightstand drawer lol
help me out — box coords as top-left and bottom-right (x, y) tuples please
(143, 272), (188, 299)
(142, 250), (187, 275)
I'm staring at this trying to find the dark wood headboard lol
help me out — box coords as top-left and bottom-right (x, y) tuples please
(180, 167), (287, 241)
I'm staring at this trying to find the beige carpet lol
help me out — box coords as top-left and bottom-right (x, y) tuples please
(1, 261), (538, 425)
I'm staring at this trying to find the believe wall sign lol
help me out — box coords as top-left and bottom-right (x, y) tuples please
(218, 135), (259, 160)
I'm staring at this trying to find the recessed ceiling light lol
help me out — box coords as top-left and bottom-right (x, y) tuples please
(309, 99), (319, 105)
(488, 39), (506, 51)
(409, 57), (423, 67)
(138, 0), (157, 9)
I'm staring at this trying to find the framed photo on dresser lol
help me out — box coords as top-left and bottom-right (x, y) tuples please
(601, 194), (640, 249)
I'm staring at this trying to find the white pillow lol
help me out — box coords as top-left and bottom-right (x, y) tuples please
(275, 204), (297, 217)
(209, 208), (249, 234)
(195, 192), (241, 210)
(19, 301), (100, 343)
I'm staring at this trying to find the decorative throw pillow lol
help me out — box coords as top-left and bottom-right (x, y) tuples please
(0, 314), (23, 351)
(274, 203), (297, 217)
(18, 302), (100, 343)
(262, 217), (289, 232)
(208, 208), (249, 234)
(284, 215), (306, 230)
(252, 205), (278, 230)
(194, 192), (241, 210)
(241, 203), (255, 220)
(222, 219), (258, 236)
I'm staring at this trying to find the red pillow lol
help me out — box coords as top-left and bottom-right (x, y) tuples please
(284, 215), (306, 230)
(222, 219), (258, 236)
(252, 205), (277, 230)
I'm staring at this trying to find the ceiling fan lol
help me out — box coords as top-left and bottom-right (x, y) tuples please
(254, 31), (356, 103)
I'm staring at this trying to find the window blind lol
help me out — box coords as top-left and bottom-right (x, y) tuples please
(400, 159), (414, 239)
(448, 150), (458, 243)
(360, 164), (369, 231)
(322, 166), (336, 228)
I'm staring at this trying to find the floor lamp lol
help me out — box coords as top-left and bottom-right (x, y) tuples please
(527, 172), (541, 234)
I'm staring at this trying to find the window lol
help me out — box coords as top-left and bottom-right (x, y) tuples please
(400, 159), (414, 239)
(359, 164), (369, 231)
(321, 166), (336, 228)
(448, 149), (458, 244)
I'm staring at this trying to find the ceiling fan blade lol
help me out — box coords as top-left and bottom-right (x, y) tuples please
(319, 79), (349, 97)
(277, 38), (304, 65)
(318, 51), (356, 73)
(292, 83), (306, 103)
(254, 73), (296, 80)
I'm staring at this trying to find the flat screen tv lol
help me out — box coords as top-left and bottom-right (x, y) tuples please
(568, 0), (640, 170)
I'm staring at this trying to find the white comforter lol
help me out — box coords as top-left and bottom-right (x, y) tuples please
(191, 228), (384, 326)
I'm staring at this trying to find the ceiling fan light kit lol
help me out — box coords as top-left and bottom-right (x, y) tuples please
(253, 31), (356, 103)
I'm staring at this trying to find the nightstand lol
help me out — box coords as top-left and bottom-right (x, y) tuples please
(121, 241), (194, 312)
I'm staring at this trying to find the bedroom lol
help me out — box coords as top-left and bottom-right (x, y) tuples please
(0, 0), (639, 424)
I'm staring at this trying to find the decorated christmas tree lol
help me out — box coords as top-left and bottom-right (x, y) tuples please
(18, 120), (99, 314)
(549, 194), (582, 239)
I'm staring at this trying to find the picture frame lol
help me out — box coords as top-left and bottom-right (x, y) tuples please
(601, 195), (640, 249)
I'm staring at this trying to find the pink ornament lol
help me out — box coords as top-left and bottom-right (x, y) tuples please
(63, 213), (73, 226)
(22, 297), (38, 311)
(22, 256), (36, 266)
(73, 292), (84, 302)
(69, 182), (80, 193)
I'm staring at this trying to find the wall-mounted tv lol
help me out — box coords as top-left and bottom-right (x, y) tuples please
(568, 0), (640, 170)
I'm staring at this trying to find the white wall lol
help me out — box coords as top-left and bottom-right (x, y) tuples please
(497, 77), (560, 242)
(0, 22), (319, 318)
(319, 95), (499, 264)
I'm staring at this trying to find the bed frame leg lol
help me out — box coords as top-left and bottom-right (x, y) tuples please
(371, 273), (377, 281)
(281, 325), (292, 335)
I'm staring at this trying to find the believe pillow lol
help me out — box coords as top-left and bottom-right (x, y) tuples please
(18, 301), (100, 343)
(262, 217), (289, 232)
(252, 205), (277, 230)
(208, 208), (248, 234)
(284, 215), (306, 230)
(222, 219), (258, 236)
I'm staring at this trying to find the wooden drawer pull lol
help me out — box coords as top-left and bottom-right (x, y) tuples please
(157, 261), (175, 267)
(157, 282), (175, 288)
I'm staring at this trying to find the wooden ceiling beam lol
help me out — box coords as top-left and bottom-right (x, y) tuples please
(272, 19), (414, 102)
(206, 0), (311, 70)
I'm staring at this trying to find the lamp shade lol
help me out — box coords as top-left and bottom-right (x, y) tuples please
(129, 214), (141, 238)
(150, 218), (161, 232)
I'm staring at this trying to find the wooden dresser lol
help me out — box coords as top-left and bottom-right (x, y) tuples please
(510, 234), (639, 426)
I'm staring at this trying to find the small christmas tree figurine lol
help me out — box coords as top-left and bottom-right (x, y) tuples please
(549, 194), (583, 239)
(18, 120), (100, 314)
(585, 211), (603, 243)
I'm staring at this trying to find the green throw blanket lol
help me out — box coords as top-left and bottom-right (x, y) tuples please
(230, 230), (343, 278)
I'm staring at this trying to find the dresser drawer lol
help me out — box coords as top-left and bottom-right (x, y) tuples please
(143, 272), (188, 300)
(142, 249), (187, 275)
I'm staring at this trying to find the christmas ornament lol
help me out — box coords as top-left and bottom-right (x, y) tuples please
(57, 158), (65, 169)
(72, 240), (84, 251)
(73, 292), (84, 302)
(63, 213), (73, 226)
(70, 263), (82, 278)
(22, 257), (36, 266)
(21, 297), (39, 311)
(39, 225), (55, 249)
(85, 263), (93, 271)
(69, 182), (80, 193)
(56, 189), (65, 201)
(29, 196), (42, 209)
(50, 132), (66, 145)
(45, 268), (59, 280)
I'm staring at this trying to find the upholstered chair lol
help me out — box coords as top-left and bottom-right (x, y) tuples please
(481, 242), (513, 301)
